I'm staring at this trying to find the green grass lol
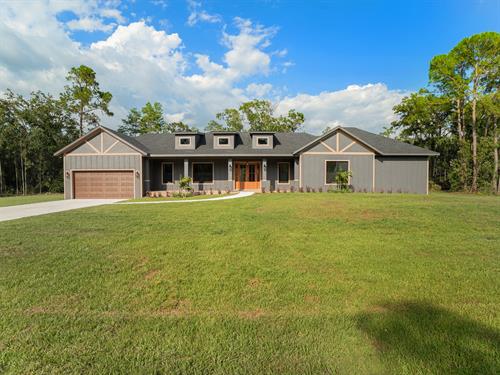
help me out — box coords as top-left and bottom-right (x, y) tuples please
(0, 193), (63, 207)
(126, 193), (234, 202)
(0, 193), (499, 374)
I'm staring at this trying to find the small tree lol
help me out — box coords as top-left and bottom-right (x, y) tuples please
(335, 170), (352, 192)
(179, 176), (192, 197)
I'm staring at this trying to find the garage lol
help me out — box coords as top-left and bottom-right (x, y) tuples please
(73, 171), (134, 199)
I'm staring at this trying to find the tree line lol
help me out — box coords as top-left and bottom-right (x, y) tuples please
(385, 32), (499, 193)
(0, 65), (305, 195)
(117, 99), (305, 135)
(1, 31), (497, 195)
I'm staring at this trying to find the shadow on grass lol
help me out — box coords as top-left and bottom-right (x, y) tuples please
(356, 301), (500, 375)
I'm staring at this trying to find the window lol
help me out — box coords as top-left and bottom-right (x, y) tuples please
(257, 137), (268, 145)
(325, 161), (349, 184)
(278, 162), (289, 183)
(218, 137), (229, 145)
(162, 163), (173, 183)
(179, 137), (191, 145)
(192, 163), (213, 183)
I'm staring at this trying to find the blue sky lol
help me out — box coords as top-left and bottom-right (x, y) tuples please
(1, 0), (498, 133)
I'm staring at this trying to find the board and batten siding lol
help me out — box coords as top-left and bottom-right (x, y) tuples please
(374, 156), (428, 194)
(64, 155), (142, 199)
(300, 154), (374, 191)
(63, 129), (143, 199)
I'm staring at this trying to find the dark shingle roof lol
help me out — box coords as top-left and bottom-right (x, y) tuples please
(134, 132), (317, 156)
(101, 125), (437, 157)
(343, 127), (439, 156)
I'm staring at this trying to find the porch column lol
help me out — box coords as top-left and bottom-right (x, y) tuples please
(294, 158), (300, 188)
(262, 158), (267, 181)
(228, 159), (233, 190)
(144, 158), (151, 193)
(183, 158), (189, 178)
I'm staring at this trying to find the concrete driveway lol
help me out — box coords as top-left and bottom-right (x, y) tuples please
(0, 199), (122, 222)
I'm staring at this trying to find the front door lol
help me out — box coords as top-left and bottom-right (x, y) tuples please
(235, 161), (261, 190)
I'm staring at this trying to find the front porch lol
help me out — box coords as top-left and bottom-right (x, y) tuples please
(143, 157), (299, 195)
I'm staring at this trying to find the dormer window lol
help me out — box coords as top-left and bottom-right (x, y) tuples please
(257, 137), (268, 145)
(251, 133), (273, 149)
(213, 133), (235, 149)
(218, 137), (229, 145)
(179, 137), (191, 145)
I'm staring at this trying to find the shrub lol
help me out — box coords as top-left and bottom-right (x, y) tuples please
(261, 187), (266, 193)
(306, 186), (311, 193)
(179, 176), (192, 197)
(335, 170), (353, 192)
(318, 187), (323, 193)
(218, 189), (222, 195)
(290, 186), (295, 193)
(277, 187), (281, 193)
(299, 187), (304, 193)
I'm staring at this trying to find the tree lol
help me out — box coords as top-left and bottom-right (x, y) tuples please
(207, 100), (305, 132)
(163, 121), (196, 133)
(61, 65), (113, 136)
(205, 108), (243, 131)
(450, 32), (500, 192)
(139, 102), (165, 133)
(390, 90), (456, 189)
(429, 52), (469, 190)
(118, 108), (141, 136)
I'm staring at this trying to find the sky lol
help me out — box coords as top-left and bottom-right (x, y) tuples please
(0, 0), (498, 134)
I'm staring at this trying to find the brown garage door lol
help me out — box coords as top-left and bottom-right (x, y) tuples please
(73, 171), (134, 199)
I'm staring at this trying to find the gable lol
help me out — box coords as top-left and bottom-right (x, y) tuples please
(301, 129), (374, 155)
(67, 130), (140, 156)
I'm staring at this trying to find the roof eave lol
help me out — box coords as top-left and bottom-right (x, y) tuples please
(54, 126), (148, 156)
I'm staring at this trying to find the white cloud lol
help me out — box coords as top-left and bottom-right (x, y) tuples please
(187, 0), (222, 26)
(276, 84), (408, 134)
(0, 2), (406, 134)
(100, 8), (126, 24)
(67, 17), (115, 32)
(246, 83), (273, 97)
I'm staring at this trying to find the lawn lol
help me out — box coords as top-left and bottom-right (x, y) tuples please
(126, 192), (234, 202)
(0, 194), (63, 207)
(0, 193), (498, 374)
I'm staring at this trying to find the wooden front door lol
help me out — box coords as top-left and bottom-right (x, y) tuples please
(234, 161), (261, 190)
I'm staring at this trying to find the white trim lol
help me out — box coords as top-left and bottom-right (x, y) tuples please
(149, 153), (293, 157)
(303, 152), (374, 156)
(340, 141), (356, 153)
(277, 162), (290, 184)
(299, 154), (303, 188)
(324, 160), (351, 185)
(191, 161), (214, 184)
(256, 136), (269, 146)
(426, 158), (429, 195)
(100, 133), (104, 153)
(321, 141), (337, 153)
(161, 162), (174, 184)
(372, 154), (376, 192)
(85, 140), (101, 153)
(104, 140), (119, 153)
(217, 137), (230, 145)
(65, 153), (140, 156)
(336, 134), (339, 152)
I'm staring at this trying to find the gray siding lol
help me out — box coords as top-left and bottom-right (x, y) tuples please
(148, 158), (232, 192)
(64, 155), (142, 198)
(301, 154), (374, 192)
(266, 158), (297, 191)
(375, 156), (428, 194)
